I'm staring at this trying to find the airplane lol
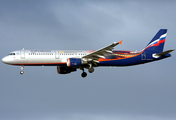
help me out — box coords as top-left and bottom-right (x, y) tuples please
(2, 29), (174, 78)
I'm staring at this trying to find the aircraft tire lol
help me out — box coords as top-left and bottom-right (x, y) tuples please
(88, 67), (94, 73)
(81, 72), (87, 78)
(20, 71), (24, 74)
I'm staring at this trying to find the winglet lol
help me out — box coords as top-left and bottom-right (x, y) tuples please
(119, 40), (123, 45)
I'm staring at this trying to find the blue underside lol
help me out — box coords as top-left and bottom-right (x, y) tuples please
(99, 54), (170, 66)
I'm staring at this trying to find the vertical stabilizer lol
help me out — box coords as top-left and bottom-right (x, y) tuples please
(144, 29), (167, 53)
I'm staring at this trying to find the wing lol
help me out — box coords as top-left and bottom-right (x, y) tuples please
(82, 40), (123, 63)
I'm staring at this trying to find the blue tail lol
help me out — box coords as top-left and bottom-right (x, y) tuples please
(143, 29), (167, 53)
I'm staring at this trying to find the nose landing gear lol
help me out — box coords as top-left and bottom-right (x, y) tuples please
(20, 66), (24, 74)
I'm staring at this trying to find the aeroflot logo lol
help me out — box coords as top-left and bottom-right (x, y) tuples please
(147, 33), (167, 48)
(60, 51), (63, 54)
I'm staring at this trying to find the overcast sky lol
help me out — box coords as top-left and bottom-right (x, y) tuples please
(0, 0), (176, 120)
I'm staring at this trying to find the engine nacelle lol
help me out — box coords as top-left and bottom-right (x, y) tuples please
(67, 58), (86, 67)
(57, 66), (77, 74)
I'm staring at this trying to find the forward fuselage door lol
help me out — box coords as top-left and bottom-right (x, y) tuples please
(20, 50), (25, 59)
(55, 51), (60, 59)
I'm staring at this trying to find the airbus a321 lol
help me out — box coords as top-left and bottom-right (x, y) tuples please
(2, 29), (174, 78)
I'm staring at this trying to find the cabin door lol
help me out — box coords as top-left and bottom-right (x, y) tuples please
(20, 50), (25, 59)
(55, 51), (60, 59)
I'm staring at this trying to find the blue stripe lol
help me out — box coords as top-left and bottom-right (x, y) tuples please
(160, 37), (166, 40)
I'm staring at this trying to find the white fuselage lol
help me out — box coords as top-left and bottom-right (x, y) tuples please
(2, 50), (92, 66)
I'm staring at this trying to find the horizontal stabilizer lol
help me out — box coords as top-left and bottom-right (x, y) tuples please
(153, 49), (174, 58)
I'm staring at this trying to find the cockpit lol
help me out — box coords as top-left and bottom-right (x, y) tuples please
(8, 53), (16, 55)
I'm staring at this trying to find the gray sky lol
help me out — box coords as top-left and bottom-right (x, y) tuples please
(0, 0), (176, 120)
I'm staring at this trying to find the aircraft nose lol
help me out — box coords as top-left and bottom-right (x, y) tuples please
(2, 57), (6, 63)
(2, 56), (10, 64)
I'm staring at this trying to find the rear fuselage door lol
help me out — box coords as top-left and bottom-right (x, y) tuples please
(141, 51), (146, 60)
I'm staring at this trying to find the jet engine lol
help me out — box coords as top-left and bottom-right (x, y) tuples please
(67, 58), (87, 67)
(57, 66), (77, 74)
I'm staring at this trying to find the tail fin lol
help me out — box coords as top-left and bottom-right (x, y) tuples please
(143, 29), (167, 53)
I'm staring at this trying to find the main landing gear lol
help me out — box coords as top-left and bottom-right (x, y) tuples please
(81, 72), (87, 78)
(20, 66), (24, 74)
(80, 67), (87, 78)
(80, 64), (95, 78)
(88, 64), (94, 73)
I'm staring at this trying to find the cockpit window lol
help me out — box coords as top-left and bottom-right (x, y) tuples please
(8, 53), (15, 55)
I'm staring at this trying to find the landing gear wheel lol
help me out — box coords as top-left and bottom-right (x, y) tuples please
(88, 67), (94, 73)
(20, 71), (24, 74)
(81, 72), (87, 78)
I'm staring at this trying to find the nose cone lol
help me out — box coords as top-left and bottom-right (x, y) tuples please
(2, 56), (11, 64)
(2, 57), (7, 63)
(2, 57), (6, 63)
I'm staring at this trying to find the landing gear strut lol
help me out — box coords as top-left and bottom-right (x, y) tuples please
(20, 66), (24, 74)
(80, 67), (87, 78)
(88, 64), (94, 73)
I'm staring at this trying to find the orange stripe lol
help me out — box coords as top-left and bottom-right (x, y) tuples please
(98, 53), (141, 62)
(68, 58), (71, 67)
